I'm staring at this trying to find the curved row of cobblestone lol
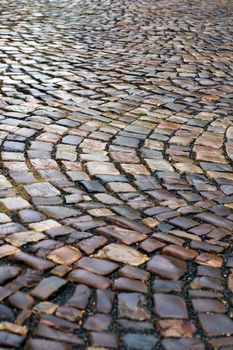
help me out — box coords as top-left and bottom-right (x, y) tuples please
(0, 0), (233, 349)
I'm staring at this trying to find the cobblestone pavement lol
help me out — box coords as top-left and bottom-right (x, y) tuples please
(0, 0), (233, 349)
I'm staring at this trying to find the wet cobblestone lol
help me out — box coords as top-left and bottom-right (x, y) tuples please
(0, 0), (233, 348)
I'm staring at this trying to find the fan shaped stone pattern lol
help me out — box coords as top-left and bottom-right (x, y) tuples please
(0, 0), (232, 348)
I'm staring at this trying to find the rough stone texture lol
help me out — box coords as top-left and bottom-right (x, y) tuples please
(0, 0), (232, 348)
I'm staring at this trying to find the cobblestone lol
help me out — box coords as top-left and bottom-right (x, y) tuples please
(0, 0), (232, 348)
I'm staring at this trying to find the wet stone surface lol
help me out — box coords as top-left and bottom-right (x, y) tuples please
(0, 0), (232, 348)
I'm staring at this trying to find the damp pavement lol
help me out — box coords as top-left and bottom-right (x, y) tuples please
(0, 0), (233, 349)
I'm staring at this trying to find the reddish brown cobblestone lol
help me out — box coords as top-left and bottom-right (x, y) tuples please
(0, 0), (233, 348)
